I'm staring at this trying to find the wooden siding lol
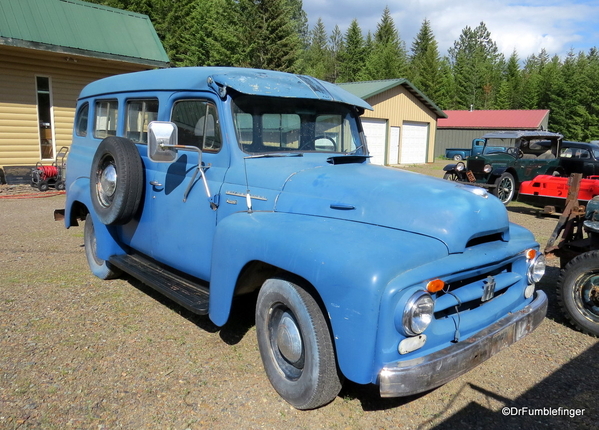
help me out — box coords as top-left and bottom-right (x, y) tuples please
(361, 86), (438, 163)
(0, 45), (156, 166)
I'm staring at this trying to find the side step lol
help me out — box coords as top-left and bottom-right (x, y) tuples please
(109, 253), (209, 315)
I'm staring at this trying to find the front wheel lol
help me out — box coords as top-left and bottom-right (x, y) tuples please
(443, 171), (460, 181)
(556, 250), (599, 337)
(84, 213), (121, 280)
(493, 172), (516, 205)
(255, 277), (342, 409)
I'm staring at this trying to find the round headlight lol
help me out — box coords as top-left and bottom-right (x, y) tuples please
(527, 253), (546, 284)
(456, 162), (465, 172)
(483, 164), (493, 173)
(402, 291), (434, 336)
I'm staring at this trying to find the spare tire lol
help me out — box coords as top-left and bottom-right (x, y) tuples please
(90, 136), (143, 225)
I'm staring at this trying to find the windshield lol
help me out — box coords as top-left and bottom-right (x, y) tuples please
(231, 95), (365, 155)
(482, 138), (514, 155)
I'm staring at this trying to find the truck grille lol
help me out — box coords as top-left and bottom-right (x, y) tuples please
(433, 263), (519, 318)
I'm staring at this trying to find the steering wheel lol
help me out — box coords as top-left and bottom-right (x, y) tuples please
(506, 147), (523, 158)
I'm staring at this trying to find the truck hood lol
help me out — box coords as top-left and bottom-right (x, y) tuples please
(274, 162), (510, 253)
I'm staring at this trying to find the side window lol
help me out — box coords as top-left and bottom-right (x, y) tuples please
(126, 99), (159, 143)
(94, 100), (118, 139)
(75, 103), (89, 137)
(171, 100), (222, 153)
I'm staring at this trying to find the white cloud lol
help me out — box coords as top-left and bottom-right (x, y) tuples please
(302, 0), (599, 59)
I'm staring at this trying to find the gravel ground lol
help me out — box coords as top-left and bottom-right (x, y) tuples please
(1, 163), (598, 429)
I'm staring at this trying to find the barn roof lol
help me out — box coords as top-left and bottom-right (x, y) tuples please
(438, 110), (550, 129)
(0, 0), (169, 67)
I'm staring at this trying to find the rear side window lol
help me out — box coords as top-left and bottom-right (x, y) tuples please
(75, 103), (89, 137)
(94, 100), (118, 139)
(126, 99), (159, 143)
(171, 100), (222, 153)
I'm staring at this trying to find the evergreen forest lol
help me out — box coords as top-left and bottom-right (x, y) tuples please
(85, 0), (599, 142)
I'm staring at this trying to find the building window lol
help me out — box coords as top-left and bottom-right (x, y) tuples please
(36, 77), (54, 160)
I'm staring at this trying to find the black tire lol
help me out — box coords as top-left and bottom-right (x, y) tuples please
(39, 182), (49, 192)
(443, 172), (460, 181)
(556, 250), (599, 337)
(55, 181), (65, 191)
(90, 137), (143, 225)
(493, 172), (516, 205)
(452, 154), (463, 161)
(84, 213), (121, 280)
(256, 277), (341, 409)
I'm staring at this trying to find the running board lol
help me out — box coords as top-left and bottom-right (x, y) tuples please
(109, 253), (209, 315)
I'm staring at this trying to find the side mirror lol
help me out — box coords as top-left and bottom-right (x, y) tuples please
(148, 121), (178, 162)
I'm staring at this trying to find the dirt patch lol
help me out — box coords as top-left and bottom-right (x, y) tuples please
(1, 168), (598, 429)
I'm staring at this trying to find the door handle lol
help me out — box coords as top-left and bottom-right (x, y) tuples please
(150, 180), (163, 187)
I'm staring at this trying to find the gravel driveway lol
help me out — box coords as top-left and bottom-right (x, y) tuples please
(1, 165), (597, 429)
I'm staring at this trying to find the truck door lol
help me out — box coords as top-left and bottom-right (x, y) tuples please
(144, 98), (228, 281)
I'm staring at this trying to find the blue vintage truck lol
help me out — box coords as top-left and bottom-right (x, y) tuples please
(444, 138), (484, 160)
(56, 67), (547, 409)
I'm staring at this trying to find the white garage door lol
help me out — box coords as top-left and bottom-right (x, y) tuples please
(361, 118), (387, 165)
(400, 122), (429, 164)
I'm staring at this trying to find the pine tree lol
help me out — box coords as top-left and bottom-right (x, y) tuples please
(337, 19), (366, 83)
(303, 18), (330, 80)
(448, 22), (504, 109)
(237, 0), (302, 72)
(361, 7), (408, 80)
(409, 19), (444, 104)
(329, 25), (344, 82)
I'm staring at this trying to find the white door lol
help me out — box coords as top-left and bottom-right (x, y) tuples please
(387, 126), (400, 165)
(400, 122), (429, 164)
(362, 118), (387, 165)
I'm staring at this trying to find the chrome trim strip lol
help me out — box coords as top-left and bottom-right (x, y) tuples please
(225, 190), (267, 201)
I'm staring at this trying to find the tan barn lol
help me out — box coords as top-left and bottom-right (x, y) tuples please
(338, 79), (446, 165)
(0, 0), (169, 183)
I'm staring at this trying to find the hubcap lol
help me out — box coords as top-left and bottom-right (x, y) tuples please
(574, 273), (599, 322)
(97, 162), (117, 207)
(276, 312), (303, 364)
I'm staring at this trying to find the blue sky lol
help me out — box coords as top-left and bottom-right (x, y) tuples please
(302, 0), (599, 60)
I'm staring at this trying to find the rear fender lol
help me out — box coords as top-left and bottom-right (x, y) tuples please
(65, 177), (126, 260)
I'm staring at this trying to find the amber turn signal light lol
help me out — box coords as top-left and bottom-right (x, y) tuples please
(426, 279), (445, 293)
(526, 249), (537, 260)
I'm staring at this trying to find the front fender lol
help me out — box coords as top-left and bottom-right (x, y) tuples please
(208, 211), (448, 383)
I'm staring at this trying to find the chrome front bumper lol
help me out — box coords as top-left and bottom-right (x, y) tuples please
(379, 290), (548, 397)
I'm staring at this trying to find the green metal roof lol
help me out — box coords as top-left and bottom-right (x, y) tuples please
(337, 79), (447, 119)
(0, 0), (169, 67)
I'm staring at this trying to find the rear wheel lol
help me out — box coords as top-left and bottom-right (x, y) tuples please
(84, 213), (121, 280)
(255, 277), (341, 409)
(493, 172), (516, 205)
(452, 154), (463, 161)
(557, 250), (599, 337)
